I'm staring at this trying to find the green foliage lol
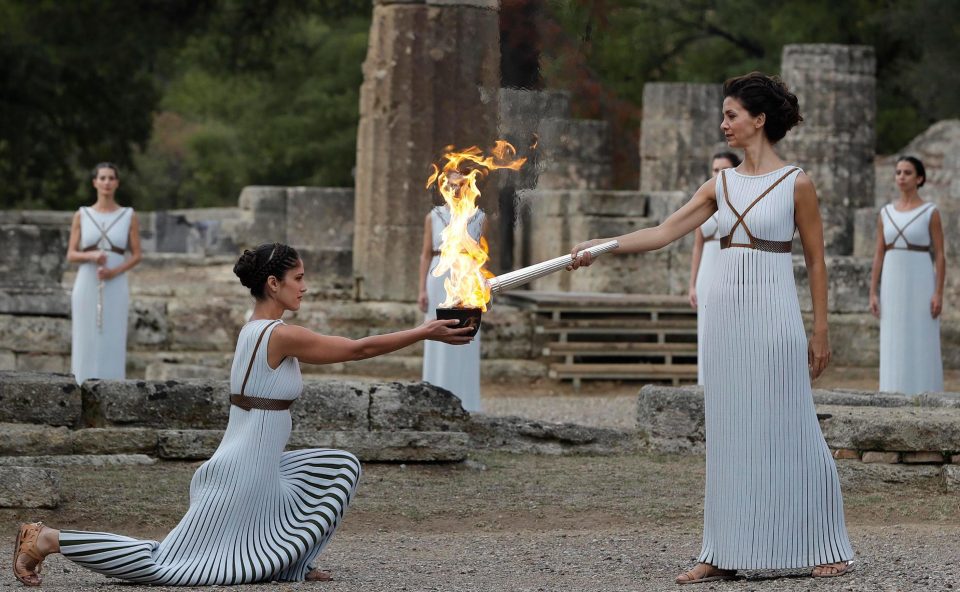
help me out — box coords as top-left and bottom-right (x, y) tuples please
(543, 0), (960, 156)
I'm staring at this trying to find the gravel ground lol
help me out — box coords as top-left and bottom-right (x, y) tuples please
(480, 394), (637, 429)
(11, 525), (958, 591)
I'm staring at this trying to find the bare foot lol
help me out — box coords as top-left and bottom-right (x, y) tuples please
(675, 562), (736, 585)
(812, 561), (852, 578)
(305, 568), (333, 582)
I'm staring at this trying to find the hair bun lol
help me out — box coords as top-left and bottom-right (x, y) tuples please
(233, 249), (260, 288)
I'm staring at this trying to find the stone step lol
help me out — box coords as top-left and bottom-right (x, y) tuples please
(0, 454), (155, 467)
(0, 465), (60, 508)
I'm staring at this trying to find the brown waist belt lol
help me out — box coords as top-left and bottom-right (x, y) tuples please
(230, 394), (294, 411)
(884, 243), (930, 252)
(83, 245), (126, 256)
(719, 234), (792, 253)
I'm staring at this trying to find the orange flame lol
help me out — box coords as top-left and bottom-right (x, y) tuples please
(426, 141), (526, 311)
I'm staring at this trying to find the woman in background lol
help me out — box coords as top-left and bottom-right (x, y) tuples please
(688, 151), (742, 385)
(66, 163), (142, 385)
(869, 156), (945, 394)
(418, 204), (488, 412)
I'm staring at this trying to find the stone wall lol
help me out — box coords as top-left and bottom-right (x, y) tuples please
(636, 385), (960, 489)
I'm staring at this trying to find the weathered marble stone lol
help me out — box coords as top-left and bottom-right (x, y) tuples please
(289, 430), (469, 462)
(0, 315), (71, 354)
(0, 224), (70, 315)
(292, 380), (371, 431)
(0, 454), (155, 467)
(82, 379), (230, 429)
(836, 459), (939, 489)
(944, 464), (960, 492)
(0, 423), (72, 455)
(128, 300), (169, 346)
(818, 404), (960, 452)
(466, 415), (637, 455)
(15, 353), (68, 373)
(780, 44), (877, 255)
(0, 371), (81, 426)
(67, 428), (158, 455)
(636, 385), (706, 453)
(354, 0), (500, 300)
(0, 466), (60, 508)
(368, 381), (471, 432)
(286, 188), (355, 249)
(157, 429), (223, 460)
(640, 83), (726, 195)
(237, 186), (288, 248)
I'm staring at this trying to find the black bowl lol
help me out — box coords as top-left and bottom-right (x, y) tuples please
(436, 307), (482, 337)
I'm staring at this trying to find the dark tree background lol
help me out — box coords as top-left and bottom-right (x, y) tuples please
(1, 0), (957, 208)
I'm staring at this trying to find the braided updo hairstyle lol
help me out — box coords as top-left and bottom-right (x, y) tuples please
(233, 242), (301, 299)
(723, 72), (802, 144)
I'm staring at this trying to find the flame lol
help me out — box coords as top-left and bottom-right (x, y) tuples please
(426, 141), (526, 311)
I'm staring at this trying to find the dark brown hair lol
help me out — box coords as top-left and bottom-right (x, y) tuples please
(233, 242), (300, 299)
(723, 72), (802, 143)
(896, 156), (926, 188)
(91, 162), (120, 180)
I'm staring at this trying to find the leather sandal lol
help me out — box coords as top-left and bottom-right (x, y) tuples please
(812, 560), (854, 578)
(675, 563), (737, 585)
(13, 522), (45, 587)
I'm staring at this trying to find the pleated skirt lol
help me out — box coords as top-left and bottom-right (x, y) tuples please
(698, 250), (853, 569)
(70, 256), (128, 385)
(695, 239), (721, 385)
(60, 406), (361, 585)
(879, 250), (943, 394)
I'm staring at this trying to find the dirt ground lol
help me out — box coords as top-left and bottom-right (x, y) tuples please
(3, 452), (958, 591)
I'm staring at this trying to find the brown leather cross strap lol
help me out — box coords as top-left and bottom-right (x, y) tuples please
(232, 319), (294, 411)
(882, 203), (934, 252)
(81, 207), (130, 255)
(719, 168), (799, 253)
(82, 245), (125, 255)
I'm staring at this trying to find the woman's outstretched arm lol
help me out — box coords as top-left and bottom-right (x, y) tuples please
(869, 214), (885, 318)
(269, 320), (472, 366)
(569, 176), (718, 267)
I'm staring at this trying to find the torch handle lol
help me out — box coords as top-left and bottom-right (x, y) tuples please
(488, 240), (619, 295)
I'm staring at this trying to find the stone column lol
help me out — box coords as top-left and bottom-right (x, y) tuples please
(353, 0), (501, 302)
(780, 44), (876, 255)
(639, 83), (726, 195)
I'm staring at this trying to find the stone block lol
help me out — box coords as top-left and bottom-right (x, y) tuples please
(286, 187), (355, 249)
(836, 459), (940, 489)
(0, 285), (70, 317)
(952, 454), (960, 464)
(795, 256), (871, 313)
(0, 224), (70, 292)
(0, 350), (14, 370)
(145, 362), (230, 381)
(537, 118), (610, 164)
(498, 88), (570, 121)
(0, 423), (72, 456)
(237, 186), (288, 248)
(944, 465), (960, 492)
(636, 384), (705, 453)
(0, 315), (71, 354)
(902, 451), (945, 464)
(296, 247), (353, 291)
(861, 451), (900, 464)
(466, 415), (637, 455)
(68, 428), (158, 455)
(157, 429), (224, 460)
(289, 430), (469, 462)
(479, 305), (535, 359)
(368, 381), (471, 432)
(292, 380), (371, 431)
(853, 207), (879, 258)
(819, 405), (960, 451)
(0, 466), (60, 508)
(82, 379), (230, 429)
(832, 448), (860, 460)
(0, 371), (81, 426)
(0, 454), (155, 467)
(128, 300), (168, 346)
(166, 298), (246, 351)
(15, 353), (68, 373)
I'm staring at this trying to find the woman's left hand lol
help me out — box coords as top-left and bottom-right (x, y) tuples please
(97, 266), (118, 281)
(931, 294), (943, 319)
(808, 330), (831, 380)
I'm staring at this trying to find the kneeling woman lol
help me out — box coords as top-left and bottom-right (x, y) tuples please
(13, 242), (473, 587)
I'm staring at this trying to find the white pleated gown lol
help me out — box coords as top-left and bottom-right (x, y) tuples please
(878, 203), (943, 394)
(71, 207), (133, 384)
(422, 206), (483, 412)
(695, 213), (721, 385)
(699, 166), (853, 569)
(59, 320), (362, 585)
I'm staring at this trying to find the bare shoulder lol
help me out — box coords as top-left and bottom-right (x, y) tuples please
(794, 170), (816, 191)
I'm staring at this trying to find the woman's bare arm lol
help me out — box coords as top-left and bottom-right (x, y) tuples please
(689, 228), (705, 308)
(930, 209), (946, 318)
(869, 213), (885, 318)
(570, 176), (718, 266)
(794, 173), (831, 379)
(268, 321), (472, 367)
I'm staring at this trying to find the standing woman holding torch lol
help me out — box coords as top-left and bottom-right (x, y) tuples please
(66, 163), (142, 385)
(571, 72), (854, 582)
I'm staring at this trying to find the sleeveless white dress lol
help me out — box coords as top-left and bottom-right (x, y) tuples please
(699, 166), (853, 569)
(695, 213), (721, 385)
(71, 207), (133, 384)
(878, 203), (943, 394)
(422, 206), (484, 412)
(59, 320), (362, 585)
